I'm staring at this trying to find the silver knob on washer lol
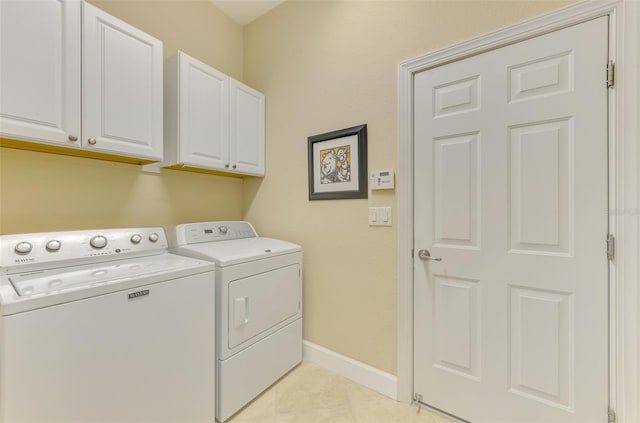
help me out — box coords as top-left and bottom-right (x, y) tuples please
(90, 235), (108, 249)
(15, 242), (33, 254)
(148, 233), (159, 242)
(46, 240), (62, 252)
(130, 234), (142, 244)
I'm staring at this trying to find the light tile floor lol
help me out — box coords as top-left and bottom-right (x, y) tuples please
(227, 362), (454, 423)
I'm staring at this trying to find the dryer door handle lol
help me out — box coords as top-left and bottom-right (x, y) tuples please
(234, 297), (249, 328)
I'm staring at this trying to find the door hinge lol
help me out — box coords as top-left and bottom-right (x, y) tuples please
(607, 60), (615, 88)
(607, 234), (615, 261)
(608, 407), (616, 423)
(413, 393), (424, 414)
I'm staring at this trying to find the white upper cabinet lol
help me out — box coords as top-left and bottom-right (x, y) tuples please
(164, 51), (265, 177)
(164, 52), (229, 170)
(229, 80), (265, 176)
(0, 0), (81, 147)
(83, 3), (163, 160)
(0, 0), (163, 162)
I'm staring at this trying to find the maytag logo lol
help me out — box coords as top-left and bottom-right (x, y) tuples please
(128, 289), (150, 300)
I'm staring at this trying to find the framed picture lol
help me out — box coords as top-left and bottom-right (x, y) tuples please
(308, 124), (368, 200)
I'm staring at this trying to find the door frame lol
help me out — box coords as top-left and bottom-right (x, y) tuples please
(397, 1), (639, 421)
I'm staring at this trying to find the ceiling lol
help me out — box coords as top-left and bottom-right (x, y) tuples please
(209, 0), (287, 26)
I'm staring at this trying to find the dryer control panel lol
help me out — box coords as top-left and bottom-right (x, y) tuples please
(170, 221), (258, 246)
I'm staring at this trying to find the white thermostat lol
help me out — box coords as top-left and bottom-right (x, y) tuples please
(370, 169), (395, 190)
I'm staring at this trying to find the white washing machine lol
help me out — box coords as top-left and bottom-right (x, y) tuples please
(168, 221), (302, 422)
(0, 227), (216, 423)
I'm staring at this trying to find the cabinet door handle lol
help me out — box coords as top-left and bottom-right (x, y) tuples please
(232, 164), (237, 169)
(68, 135), (78, 142)
(225, 164), (230, 168)
(87, 138), (97, 145)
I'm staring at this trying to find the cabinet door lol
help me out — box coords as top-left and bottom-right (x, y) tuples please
(229, 80), (265, 176)
(0, 0), (81, 147)
(178, 52), (229, 169)
(83, 3), (163, 161)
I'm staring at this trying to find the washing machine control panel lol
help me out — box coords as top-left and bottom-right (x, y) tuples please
(0, 228), (168, 268)
(176, 221), (257, 245)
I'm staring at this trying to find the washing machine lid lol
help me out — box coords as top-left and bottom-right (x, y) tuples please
(174, 237), (301, 267)
(0, 254), (214, 317)
(6, 253), (210, 298)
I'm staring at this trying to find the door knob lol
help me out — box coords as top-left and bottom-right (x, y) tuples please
(418, 249), (442, 261)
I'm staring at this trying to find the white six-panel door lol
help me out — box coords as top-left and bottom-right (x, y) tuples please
(413, 17), (609, 422)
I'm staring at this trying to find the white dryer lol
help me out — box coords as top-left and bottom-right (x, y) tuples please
(0, 228), (215, 423)
(168, 221), (302, 422)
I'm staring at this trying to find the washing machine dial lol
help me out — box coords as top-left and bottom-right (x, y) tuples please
(90, 235), (108, 249)
(148, 233), (159, 243)
(15, 242), (33, 254)
(219, 226), (228, 234)
(130, 234), (142, 244)
(46, 240), (62, 252)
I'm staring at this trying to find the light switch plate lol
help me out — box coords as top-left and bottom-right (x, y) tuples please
(368, 207), (392, 226)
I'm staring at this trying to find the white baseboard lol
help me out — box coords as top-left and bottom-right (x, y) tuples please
(302, 340), (398, 400)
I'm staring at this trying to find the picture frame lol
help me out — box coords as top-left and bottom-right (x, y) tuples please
(308, 124), (368, 200)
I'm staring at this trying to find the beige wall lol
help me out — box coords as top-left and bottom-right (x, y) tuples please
(0, 0), (245, 234)
(0, 149), (243, 234)
(243, 0), (573, 375)
(88, 0), (244, 80)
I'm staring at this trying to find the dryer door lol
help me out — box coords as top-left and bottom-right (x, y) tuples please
(228, 264), (300, 349)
